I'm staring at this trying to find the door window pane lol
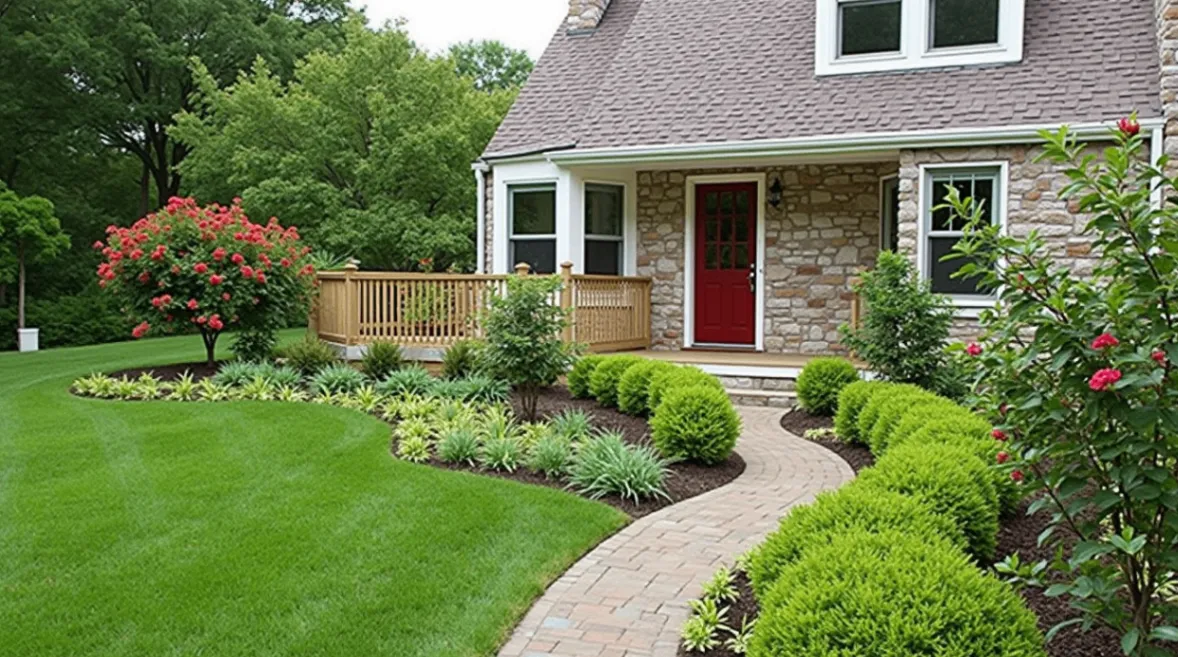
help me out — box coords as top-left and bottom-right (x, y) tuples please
(840, 0), (902, 56)
(931, 0), (1000, 49)
(510, 240), (556, 275)
(585, 240), (621, 275)
(510, 187), (556, 236)
(585, 184), (623, 236)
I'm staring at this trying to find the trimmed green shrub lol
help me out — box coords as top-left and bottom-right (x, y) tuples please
(360, 341), (405, 381)
(747, 483), (962, 598)
(309, 363), (367, 395)
(856, 383), (929, 450)
(858, 440), (1000, 560)
(866, 392), (955, 455)
(750, 530), (1046, 657)
(589, 355), (643, 408)
(376, 366), (436, 397)
(526, 434), (574, 479)
(442, 339), (484, 379)
(903, 416), (1019, 516)
(617, 360), (677, 416)
(832, 380), (886, 443)
(569, 431), (671, 503)
(795, 357), (860, 416)
(650, 386), (740, 465)
(567, 355), (605, 399)
(280, 335), (338, 375)
(647, 367), (724, 413)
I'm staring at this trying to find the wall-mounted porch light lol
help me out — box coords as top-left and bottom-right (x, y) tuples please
(768, 177), (784, 208)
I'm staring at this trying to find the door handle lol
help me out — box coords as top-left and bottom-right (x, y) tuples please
(748, 267), (757, 294)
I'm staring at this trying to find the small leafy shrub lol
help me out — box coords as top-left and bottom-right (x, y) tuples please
(647, 367), (724, 413)
(396, 417), (435, 443)
(681, 598), (730, 653)
(858, 440), (999, 560)
(166, 372), (199, 401)
(212, 360), (258, 387)
(569, 431), (671, 503)
(617, 360), (677, 416)
(232, 328), (278, 363)
(442, 339), (483, 379)
(238, 375), (275, 401)
(795, 357), (859, 416)
(746, 483), (961, 598)
(549, 409), (593, 442)
(396, 436), (431, 463)
(725, 617), (755, 656)
(856, 383), (929, 449)
(196, 378), (232, 401)
(832, 380), (885, 443)
(650, 386), (740, 465)
(567, 354), (605, 399)
(376, 366), (436, 397)
(73, 373), (113, 397)
(432, 374), (510, 404)
(750, 530), (1045, 657)
(274, 384), (308, 403)
(589, 355), (643, 408)
(281, 335), (338, 375)
(437, 427), (480, 466)
(309, 363), (367, 395)
(864, 388), (953, 455)
(266, 365), (303, 388)
(526, 434), (574, 479)
(360, 341), (404, 381)
(479, 437), (524, 472)
(701, 566), (740, 604)
(343, 386), (383, 413)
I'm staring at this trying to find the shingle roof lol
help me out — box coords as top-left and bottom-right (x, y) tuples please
(483, 0), (1161, 158)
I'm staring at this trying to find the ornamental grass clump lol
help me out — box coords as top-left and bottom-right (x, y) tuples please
(479, 436), (524, 472)
(617, 360), (678, 416)
(567, 355), (605, 399)
(749, 530), (1045, 657)
(309, 363), (367, 395)
(437, 427), (480, 466)
(212, 360), (258, 387)
(441, 339), (483, 379)
(280, 335), (337, 375)
(359, 341), (404, 381)
(795, 357), (860, 416)
(589, 355), (643, 408)
(569, 431), (672, 503)
(549, 409), (593, 442)
(526, 433), (575, 479)
(375, 366), (436, 397)
(650, 386), (741, 465)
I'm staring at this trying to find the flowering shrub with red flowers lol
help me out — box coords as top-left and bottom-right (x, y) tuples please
(96, 197), (315, 365)
(945, 117), (1178, 655)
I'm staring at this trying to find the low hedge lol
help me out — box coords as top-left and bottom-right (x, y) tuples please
(858, 440), (1000, 561)
(650, 386), (741, 465)
(746, 483), (961, 599)
(856, 383), (930, 447)
(589, 355), (644, 408)
(617, 360), (677, 416)
(795, 357), (859, 416)
(647, 366), (724, 413)
(750, 530), (1046, 657)
(866, 392), (958, 455)
(832, 380), (886, 443)
(567, 355), (605, 399)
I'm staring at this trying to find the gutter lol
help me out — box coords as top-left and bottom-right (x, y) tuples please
(473, 163), (487, 274)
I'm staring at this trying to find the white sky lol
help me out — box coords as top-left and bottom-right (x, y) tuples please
(352, 0), (566, 58)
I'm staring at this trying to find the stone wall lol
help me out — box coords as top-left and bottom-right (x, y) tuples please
(636, 162), (895, 353)
(482, 170), (494, 273)
(1159, 0), (1178, 168)
(567, 0), (611, 32)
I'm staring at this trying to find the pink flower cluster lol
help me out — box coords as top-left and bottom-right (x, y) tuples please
(1089, 368), (1122, 392)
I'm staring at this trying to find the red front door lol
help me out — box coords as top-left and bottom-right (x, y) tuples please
(694, 183), (756, 346)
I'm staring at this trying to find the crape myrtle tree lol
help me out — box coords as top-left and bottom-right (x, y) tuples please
(946, 116), (1178, 656)
(96, 197), (315, 365)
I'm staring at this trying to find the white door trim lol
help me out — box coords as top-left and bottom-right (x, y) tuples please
(683, 173), (767, 351)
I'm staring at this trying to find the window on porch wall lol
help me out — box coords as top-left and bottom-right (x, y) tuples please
(924, 168), (999, 296)
(509, 184), (557, 274)
(584, 183), (624, 275)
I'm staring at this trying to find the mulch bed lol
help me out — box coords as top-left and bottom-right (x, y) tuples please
(109, 361), (221, 382)
(676, 571), (757, 657)
(780, 409), (874, 473)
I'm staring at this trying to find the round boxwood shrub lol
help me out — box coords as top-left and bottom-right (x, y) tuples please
(897, 415), (1020, 516)
(589, 355), (644, 408)
(832, 380), (886, 443)
(747, 483), (962, 599)
(866, 392), (955, 455)
(858, 440), (1000, 560)
(795, 357), (860, 416)
(647, 367), (724, 413)
(567, 354), (605, 399)
(750, 530), (1046, 657)
(650, 386), (741, 465)
(856, 383), (931, 452)
(617, 360), (678, 416)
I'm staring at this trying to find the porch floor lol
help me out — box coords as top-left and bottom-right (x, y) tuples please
(619, 349), (865, 371)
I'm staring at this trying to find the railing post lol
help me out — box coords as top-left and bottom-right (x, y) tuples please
(514, 262), (531, 276)
(848, 276), (863, 331)
(344, 262), (359, 345)
(559, 261), (574, 343)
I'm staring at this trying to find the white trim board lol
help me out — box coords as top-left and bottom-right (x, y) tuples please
(683, 173), (768, 351)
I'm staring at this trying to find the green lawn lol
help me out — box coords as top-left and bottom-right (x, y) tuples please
(0, 331), (627, 656)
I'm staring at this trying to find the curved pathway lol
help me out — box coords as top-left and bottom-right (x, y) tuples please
(498, 407), (855, 657)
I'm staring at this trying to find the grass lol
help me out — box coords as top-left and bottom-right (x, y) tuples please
(0, 330), (627, 656)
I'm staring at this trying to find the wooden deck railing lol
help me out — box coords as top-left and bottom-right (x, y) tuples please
(312, 263), (653, 353)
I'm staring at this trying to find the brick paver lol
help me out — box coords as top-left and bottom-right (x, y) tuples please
(498, 407), (855, 657)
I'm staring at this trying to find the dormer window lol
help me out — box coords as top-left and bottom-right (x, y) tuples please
(817, 0), (1023, 76)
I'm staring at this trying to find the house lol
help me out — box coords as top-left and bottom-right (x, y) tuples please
(474, 0), (1170, 365)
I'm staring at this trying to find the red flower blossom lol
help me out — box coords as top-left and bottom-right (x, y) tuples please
(240, 265), (254, 278)
(1010, 470), (1025, 483)
(1118, 117), (1141, 138)
(195, 315), (208, 325)
(212, 247), (227, 261)
(209, 274), (224, 286)
(255, 271), (267, 284)
(171, 265), (182, 275)
(193, 262), (208, 274)
(129, 249), (143, 260)
(1091, 333), (1120, 350)
(131, 321), (150, 339)
(992, 429), (1008, 442)
(187, 298), (199, 311)
(966, 343), (983, 357)
(138, 271), (151, 284)
(151, 296), (164, 308)
(996, 452), (1010, 464)
(231, 253), (244, 264)
(1089, 368), (1123, 392)
(92, 241), (104, 250)
(280, 257), (292, 267)
(1152, 350), (1167, 365)
(208, 315), (224, 331)
(222, 293), (231, 301)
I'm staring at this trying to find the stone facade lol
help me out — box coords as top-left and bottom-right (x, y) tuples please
(566, 0), (611, 32)
(1160, 0), (1178, 166)
(482, 170), (494, 273)
(636, 163), (895, 354)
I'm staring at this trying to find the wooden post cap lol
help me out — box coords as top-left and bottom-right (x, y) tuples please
(514, 262), (531, 275)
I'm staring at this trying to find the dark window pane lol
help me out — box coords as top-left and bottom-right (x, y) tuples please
(735, 216), (749, 242)
(721, 217), (734, 242)
(511, 239), (556, 274)
(705, 192), (719, 213)
(932, 0), (1000, 49)
(511, 188), (555, 235)
(720, 192), (734, 213)
(974, 178), (995, 223)
(585, 240), (621, 275)
(841, 0), (902, 56)
(735, 243), (750, 269)
(705, 245), (719, 270)
(930, 236), (990, 295)
(585, 184), (623, 236)
(735, 191), (749, 215)
(705, 220), (719, 242)
(886, 180), (900, 251)
(931, 202), (955, 232)
(720, 244), (732, 269)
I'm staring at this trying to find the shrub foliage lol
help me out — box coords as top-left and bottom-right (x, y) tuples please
(650, 386), (740, 465)
(795, 357), (859, 416)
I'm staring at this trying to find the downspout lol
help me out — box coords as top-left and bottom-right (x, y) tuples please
(474, 163), (488, 274)
(1151, 124), (1165, 209)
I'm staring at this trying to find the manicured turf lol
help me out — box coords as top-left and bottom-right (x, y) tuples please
(0, 331), (627, 656)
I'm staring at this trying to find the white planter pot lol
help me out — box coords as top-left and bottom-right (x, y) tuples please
(17, 328), (39, 353)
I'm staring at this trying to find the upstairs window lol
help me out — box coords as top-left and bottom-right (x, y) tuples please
(816, 0), (1023, 76)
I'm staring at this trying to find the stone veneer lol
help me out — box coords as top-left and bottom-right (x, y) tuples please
(636, 163), (896, 354)
(567, 0), (611, 32)
(482, 170), (494, 273)
(1160, 0), (1178, 167)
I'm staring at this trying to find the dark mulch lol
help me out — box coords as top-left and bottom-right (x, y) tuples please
(780, 410), (875, 474)
(676, 572), (758, 657)
(108, 361), (221, 382)
(779, 407), (836, 436)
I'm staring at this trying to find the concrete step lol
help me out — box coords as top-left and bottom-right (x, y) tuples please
(726, 388), (797, 409)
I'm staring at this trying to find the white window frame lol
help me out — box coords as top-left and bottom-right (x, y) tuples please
(815, 0), (1024, 76)
(917, 162), (1008, 310)
(879, 174), (900, 253)
(508, 183), (558, 273)
(583, 182), (626, 276)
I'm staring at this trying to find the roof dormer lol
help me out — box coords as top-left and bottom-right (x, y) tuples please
(814, 0), (1026, 76)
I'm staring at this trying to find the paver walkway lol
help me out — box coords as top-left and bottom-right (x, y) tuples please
(498, 407), (855, 657)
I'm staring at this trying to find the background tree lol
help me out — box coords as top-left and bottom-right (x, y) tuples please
(173, 23), (517, 271)
(0, 184), (70, 330)
(449, 40), (534, 93)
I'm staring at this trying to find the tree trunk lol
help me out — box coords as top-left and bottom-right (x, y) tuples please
(200, 328), (219, 367)
(17, 244), (25, 329)
(139, 164), (151, 217)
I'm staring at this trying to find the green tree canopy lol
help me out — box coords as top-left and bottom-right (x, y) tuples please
(0, 183), (70, 328)
(449, 40), (534, 93)
(173, 22), (514, 271)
